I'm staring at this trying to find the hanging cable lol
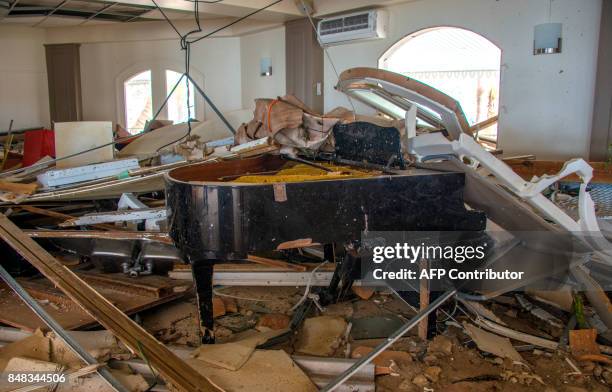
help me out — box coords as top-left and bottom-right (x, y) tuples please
(187, 0), (283, 44)
(150, 0), (183, 38)
(152, 0), (284, 152)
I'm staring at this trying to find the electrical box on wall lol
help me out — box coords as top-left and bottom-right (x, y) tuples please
(317, 9), (388, 46)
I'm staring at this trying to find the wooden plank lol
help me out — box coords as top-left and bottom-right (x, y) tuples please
(19, 205), (121, 231)
(0, 214), (219, 392)
(470, 115), (498, 133)
(0, 180), (38, 195)
(246, 255), (307, 272)
(418, 259), (429, 340)
(0, 278), (187, 331)
(79, 272), (180, 298)
(24, 229), (173, 244)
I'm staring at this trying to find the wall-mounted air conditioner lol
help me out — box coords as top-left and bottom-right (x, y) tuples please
(317, 9), (388, 46)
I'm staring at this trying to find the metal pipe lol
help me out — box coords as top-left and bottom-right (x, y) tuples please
(321, 289), (457, 391)
(0, 264), (129, 392)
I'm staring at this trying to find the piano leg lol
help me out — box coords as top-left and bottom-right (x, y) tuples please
(191, 260), (215, 344)
(326, 242), (360, 303)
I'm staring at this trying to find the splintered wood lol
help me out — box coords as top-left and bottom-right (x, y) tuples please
(0, 274), (188, 331)
(0, 214), (220, 392)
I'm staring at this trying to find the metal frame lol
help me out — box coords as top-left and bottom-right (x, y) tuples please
(6, 0), (159, 23)
(32, 0), (69, 26)
(79, 1), (117, 25)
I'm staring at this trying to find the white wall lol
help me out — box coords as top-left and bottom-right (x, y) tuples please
(322, 0), (602, 160)
(240, 26), (286, 109)
(0, 25), (50, 131)
(80, 37), (242, 127)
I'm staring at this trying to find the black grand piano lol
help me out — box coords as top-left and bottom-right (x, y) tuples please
(165, 152), (487, 343)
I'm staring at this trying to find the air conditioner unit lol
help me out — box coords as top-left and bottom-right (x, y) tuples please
(318, 9), (388, 45)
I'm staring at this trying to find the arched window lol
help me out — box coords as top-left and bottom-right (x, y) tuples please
(379, 27), (501, 141)
(166, 70), (196, 125)
(117, 63), (205, 134)
(124, 70), (152, 134)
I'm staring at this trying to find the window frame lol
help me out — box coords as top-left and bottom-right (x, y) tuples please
(115, 61), (205, 133)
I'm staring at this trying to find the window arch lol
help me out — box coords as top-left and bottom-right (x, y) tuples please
(379, 27), (501, 141)
(116, 62), (205, 135)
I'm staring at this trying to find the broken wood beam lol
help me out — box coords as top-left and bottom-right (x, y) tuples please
(58, 207), (167, 227)
(0, 180), (38, 195)
(418, 259), (429, 340)
(247, 255), (307, 272)
(24, 229), (173, 244)
(0, 214), (219, 392)
(19, 205), (121, 231)
(470, 115), (499, 133)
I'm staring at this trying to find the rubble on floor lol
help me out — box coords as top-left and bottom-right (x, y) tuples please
(0, 89), (610, 392)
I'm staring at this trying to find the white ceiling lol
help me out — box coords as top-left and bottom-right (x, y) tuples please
(1, 0), (416, 29)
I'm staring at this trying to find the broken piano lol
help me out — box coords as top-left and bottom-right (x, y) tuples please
(165, 144), (487, 343)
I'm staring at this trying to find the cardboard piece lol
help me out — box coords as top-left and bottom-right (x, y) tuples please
(188, 350), (317, 392)
(0, 330), (51, 371)
(191, 329), (289, 371)
(463, 323), (523, 362)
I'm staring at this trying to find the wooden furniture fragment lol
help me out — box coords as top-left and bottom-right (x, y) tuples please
(247, 255), (307, 272)
(0, 181), (38, 195)
(0, 214), (219, 392)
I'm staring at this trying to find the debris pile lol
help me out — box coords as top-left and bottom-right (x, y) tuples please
(0, 66), (610, 392)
